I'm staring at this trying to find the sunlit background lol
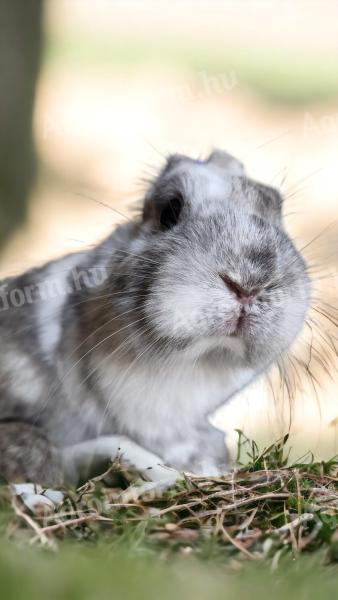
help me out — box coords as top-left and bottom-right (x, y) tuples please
(1, 0), (338, 462)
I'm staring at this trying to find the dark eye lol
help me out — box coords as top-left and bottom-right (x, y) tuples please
(159, 194), (183, 229)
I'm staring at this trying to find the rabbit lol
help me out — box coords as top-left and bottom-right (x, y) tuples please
(0, 150), (311, 496)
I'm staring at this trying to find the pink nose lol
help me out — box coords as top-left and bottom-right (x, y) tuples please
(236, 290), (256, 304)
(220, 274), (257, 304)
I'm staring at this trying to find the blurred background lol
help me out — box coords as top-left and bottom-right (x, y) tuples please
(1, 0), (338, 462)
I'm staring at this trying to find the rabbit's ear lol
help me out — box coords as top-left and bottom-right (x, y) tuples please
(207, 150), (245, 176)
(251, 181), (283, 225)
(142, 154), (189, 227)
(142, 172), (185, 229)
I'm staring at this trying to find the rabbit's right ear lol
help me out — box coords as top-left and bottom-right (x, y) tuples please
(207, 150), (245, 176)
(142, 175), (185, 230)
(143, 187), (184, 229)
(142, 154), (188, 228)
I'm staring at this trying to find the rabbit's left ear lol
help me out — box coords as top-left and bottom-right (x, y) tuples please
(207, 150), (245, 176)
(251, 181), (283, 225)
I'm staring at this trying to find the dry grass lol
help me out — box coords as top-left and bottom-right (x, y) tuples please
(2, 432), (338, 567)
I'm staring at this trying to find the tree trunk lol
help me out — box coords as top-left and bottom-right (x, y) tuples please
(0, 0), (43, 248)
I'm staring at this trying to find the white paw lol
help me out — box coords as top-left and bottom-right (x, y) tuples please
(189, 459), (229, 477)
(43, 489), (64, 504)
(119, 461), (181, 502)
(141, 463), (181, 485)
(12, 483), (64, 514)
(120, 476), (178, 502)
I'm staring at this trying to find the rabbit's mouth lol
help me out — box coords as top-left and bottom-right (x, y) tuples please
(228, 313), (246, 338)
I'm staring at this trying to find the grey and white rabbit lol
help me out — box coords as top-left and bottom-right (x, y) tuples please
(0, 150), (310, 491)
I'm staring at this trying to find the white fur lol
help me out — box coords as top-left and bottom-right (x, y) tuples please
(37, 253), (86, 359)
(94, 354), (254, 462)
(175, 162), (233, 211)
(1, 350), (44, 404)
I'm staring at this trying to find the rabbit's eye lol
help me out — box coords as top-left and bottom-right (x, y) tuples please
(160, 194), (183, 229)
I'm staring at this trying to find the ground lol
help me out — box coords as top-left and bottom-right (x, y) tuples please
(1, 433), (338, 599)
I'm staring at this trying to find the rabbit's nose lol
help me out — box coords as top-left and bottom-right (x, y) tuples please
(220, 274), (257, 304)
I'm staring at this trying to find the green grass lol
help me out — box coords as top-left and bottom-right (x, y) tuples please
(2, 542), (338, 600)
(2, 433), (338, 598)
(44, 32), (338, 106)
(0, 542), (337, 600)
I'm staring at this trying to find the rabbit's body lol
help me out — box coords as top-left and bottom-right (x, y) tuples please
(0, 151), (310, 485)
